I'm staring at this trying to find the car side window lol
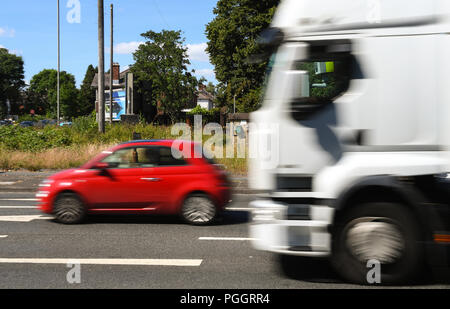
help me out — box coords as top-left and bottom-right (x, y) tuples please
(101, 148), (141, 169)
(158, 147), (187, 167)
(100, 146), (188, 169)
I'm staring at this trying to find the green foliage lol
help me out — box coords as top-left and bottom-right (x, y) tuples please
(0, 115), (173, 153)
(77, 65), (98, 117)
(28, 69), (79, 119)
(0, 48), (25, 118)
(131, 30), (198, 123)
(0, 125), (71, 152)
(206, 0), (280, 112)
(187, 106), (220, 123)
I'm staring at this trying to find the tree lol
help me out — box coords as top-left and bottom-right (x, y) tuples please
(29, 69), (79, 119)
(0, 48), (25, 118)
(77, 65), (98, 117)
(206, 0), (280, 112)
(131, 30), (198, 123)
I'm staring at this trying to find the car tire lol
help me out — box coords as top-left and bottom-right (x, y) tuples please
(53, 193), (86, 225)
(181, 194), (217, 226)
(331, 202), (424, 285)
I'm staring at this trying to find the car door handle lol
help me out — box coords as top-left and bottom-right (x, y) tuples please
(141, 178), (162, 182)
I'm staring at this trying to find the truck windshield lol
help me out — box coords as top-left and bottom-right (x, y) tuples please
(295, 55), (352, 105)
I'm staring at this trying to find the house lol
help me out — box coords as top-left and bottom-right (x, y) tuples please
(196, 84), (215, 111)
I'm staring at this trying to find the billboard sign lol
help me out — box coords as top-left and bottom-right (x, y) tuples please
(105, 90), (126, 122)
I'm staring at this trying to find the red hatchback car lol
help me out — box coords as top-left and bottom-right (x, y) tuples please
(37, 140), (231, 225)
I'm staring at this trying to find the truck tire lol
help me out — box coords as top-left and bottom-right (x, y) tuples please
(53, 193), (86, 225)
(181, 194), (217, 226)
(331, 202), (424, 285)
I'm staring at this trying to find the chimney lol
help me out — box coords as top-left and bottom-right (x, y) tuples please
(113, 63), (120, 85)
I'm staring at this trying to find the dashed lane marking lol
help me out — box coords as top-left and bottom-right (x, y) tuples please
(199, 237), (255, 241)
(0, 215), (52, 222)
(0, 206), (37, 209)
(0, 258), (203, 267)
(0, 199), (38, 201)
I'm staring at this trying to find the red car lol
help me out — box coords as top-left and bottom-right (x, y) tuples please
(37, 140), (231, 225)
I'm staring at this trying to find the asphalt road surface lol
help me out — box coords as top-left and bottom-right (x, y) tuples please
(0, 191), (448, 289)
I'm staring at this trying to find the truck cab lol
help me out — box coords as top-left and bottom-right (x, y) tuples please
(249, 0), (450, 284)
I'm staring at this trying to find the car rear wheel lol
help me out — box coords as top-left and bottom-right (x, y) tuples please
(181, 194), (217, 226)
(331, 202), (424, 285)
(53, 193), (86, 224)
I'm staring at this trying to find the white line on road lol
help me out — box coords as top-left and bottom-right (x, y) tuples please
(0, 206), (37, 209)
(0, 199), (38, 201)
(0, 258), (203, 267)
(0, 235), (8, 238)
(0, 182), (17, 186)
(199, 237), (255, 241)
(0, 215), (52, 222)
(225, 207), (253, 212)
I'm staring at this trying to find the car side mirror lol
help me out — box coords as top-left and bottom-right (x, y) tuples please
(93, 162), (110, 170)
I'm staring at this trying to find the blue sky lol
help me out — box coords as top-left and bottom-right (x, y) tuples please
(0, 0), (218, 87)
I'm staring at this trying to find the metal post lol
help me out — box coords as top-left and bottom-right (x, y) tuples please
(98, 0), (105, 133)
(57, 0), (60, 125)
(109, 4), (113, 124)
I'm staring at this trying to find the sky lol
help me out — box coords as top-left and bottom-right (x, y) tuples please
(0, 0), (218, 87)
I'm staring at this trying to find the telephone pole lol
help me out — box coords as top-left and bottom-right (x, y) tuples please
(57, 0), (60, 125)
(98, 0), (105, 133)
(109, 4), (114, 124)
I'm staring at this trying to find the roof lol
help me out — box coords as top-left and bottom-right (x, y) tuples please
(197, 88), (215, 101)
(91, 69), (131, 89)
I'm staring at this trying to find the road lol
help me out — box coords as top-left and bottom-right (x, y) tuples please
(0, 191), (448, 289)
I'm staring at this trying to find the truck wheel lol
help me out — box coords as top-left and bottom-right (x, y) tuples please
(53, 193), (86, 225)
(331, 203), (424, 285)
(181, 194), (217, 226)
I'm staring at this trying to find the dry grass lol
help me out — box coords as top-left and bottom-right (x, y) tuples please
(0, 144), (115, 171)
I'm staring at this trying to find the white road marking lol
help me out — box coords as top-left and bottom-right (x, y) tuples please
(0, 215), (52, 222)
(0, 182), (16, 186)
(199, 237), (255, 241)
(0, 258), (203, 267)
(225, 207), (253, 212)
(0, 199), (38, 201)
(0, 235), (8, 238)
(0, 206), (37, 209)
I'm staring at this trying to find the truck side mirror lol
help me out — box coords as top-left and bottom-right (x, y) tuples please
(285, 70), (310, 100)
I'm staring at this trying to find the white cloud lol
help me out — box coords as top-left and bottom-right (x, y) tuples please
(0, 44), (22, 56)
(113, 41), (144, 55)
(187, 43), (209, 62)
(0, 27), (15, 38)
(195, 68), (215, 78)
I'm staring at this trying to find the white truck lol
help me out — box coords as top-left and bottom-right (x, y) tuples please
(249, 0), (450, 284)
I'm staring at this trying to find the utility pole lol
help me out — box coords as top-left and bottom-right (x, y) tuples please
(98, 0), (105, 133)
(109, 4), (113, 124)
(57, 0), (60, 125)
